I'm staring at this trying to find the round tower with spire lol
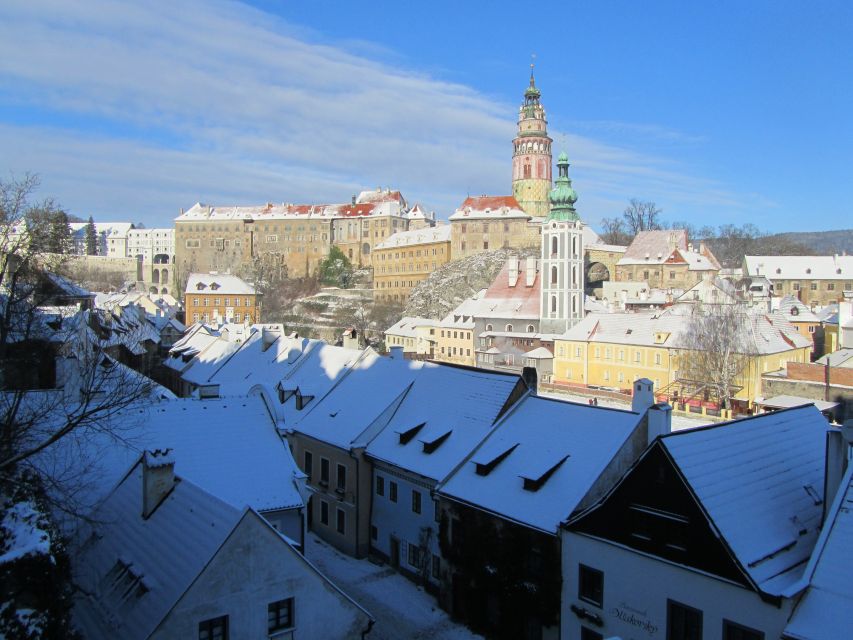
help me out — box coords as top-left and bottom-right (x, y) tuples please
(540, 150), (585, 334)
(512, 66), (553, 218)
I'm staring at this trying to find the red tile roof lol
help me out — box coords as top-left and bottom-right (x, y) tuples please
(458, 195), (523, 211)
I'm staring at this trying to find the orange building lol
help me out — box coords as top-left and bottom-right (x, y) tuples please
(184, 273), (261, 325)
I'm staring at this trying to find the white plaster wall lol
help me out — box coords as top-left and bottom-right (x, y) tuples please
(261, 507), (303, 549)
(372, 466), (441, 583)
(561, 531), (794, 640)
(153, 512), (371, 639)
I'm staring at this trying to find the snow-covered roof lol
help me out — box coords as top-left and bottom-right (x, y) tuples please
(365, 365), (523, 482)
(35, 397), (304, 515)
(777, 295), (820, 323)
(462, 260), (541, 321)
(439, 395), (641, 533)
(745, 255), (853, 280)
(385, 317), (435, 338)
(815, 348), (853, 368)
(185, 272), (256, 295)
(176, 197), (406, 222)
(290, 352), (425, 450)
(661, 405), (829, 596)
(448, 195), (528, 220)
(756, 395), (838, 412)
(586, 243), (627, 253)
(524, 346), (553, 359)
(560, 308), (812, 354)
(783, 462), (853, 640)
(439, 290), (487, 328)
(373, 225), (450, 250)
(617, 230), (687, 265)
(403, 204), (434, 221)
(72, 463), (242, 640)
(70, 221), (134, 237)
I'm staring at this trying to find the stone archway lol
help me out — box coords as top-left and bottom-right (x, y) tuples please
(586, 262), (610, 293)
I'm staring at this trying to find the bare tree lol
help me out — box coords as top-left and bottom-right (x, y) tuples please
(676, 304), (754, 410)
(622, 199), (663, 236)
(599, 216), (630, 245)
(1, 175), (159, 503)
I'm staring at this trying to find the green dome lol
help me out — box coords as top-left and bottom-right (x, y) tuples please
(557, 151), (569, 163)
(549, 181), (577, 207)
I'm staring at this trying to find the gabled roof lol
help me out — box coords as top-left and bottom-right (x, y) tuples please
(618, 230), (688, 265)
(185, 273), (256, 296)
(449, 195), (528, 220)
(815, 348), (853, 368)
(290, 352), (424, 449)
(72, 464), (243, 640)
(660, 405), (829, 595)
(777, 295), (820, 323)
(439, 395), (641, 533)
(385, 317), (435, 338)
(745, 255), (853, 280)
(365, 365), (523, 482)
(35, 397), (304, 514)
(373, 225), (450, 250)
(784, 463), (853, 639)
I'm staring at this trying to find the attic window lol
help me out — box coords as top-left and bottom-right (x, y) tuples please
(837, 268), (843, 274)
(806, 268), (811, 274)
(398, 422), (425, 445)
(196, 283), (206, 290)
(422, 429), (452, 454)
(521, 455), (569, 492)
(210, 282), (220, 290)
(626, 329), (633, 335)
(474, 444), (519, 476)
(295, 392), (314, 410)
(776, 268), (782, 274)
(101, 560), (149, 607)
(276, 382), (297, 404)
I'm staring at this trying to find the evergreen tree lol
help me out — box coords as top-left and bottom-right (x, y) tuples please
(85, 216), (97, 255)
(318, 246), (354, 288)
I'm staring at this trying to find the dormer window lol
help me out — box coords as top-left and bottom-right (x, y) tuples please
(422, 429), (452, 454)
(776, 268), (782, 274)
(805, 268), (811, 274)
(196, 283), (206, 290)
(474, 444), (519, 476)
(398, 423), (425, 445)
(522, 455), (569, 492)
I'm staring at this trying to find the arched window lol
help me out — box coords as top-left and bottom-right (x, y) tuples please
(152, 269), (159, 284)
(486, 324), (493, 331)
(551, 236), (558, 256)
(505, 324), (514, 332)
(551, 266), (558, 285)
(551, 296), (557, 312)
(161, 268), (168, 283)
(572, 266), (577, 287)
(527, 324), (535, 333)
(572, 295), (577, 314)
(572, 236), (577, 256)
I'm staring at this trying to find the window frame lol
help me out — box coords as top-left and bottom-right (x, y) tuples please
(267, 597), (294, 633)
(320, 500), (329, 525)
(198, 614), (228, 640)
(667, 599), (703, 640)
(303, 451), (312, 479)
(412, 489), (422, 514)
(336, 507), (346, 535)
(722, 620), (763, 640)
(389, 481), (398, 502)
(578, 564), (604, 607)
(376, 475), (385, 496)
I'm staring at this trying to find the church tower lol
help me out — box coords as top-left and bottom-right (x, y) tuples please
(512, 68), (553, 217)
(540, 151), (585, 334)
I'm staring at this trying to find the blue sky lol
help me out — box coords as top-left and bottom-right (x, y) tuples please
(0, 1), (850, 233)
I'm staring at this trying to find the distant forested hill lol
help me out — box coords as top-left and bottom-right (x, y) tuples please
(762, 229), (853, 255)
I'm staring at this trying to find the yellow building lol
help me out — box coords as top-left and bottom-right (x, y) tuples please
(553, 307), (811, 410)
(372, 225), (451, 304)
(184, 273), (261, 325)
(383, 317), (437, 357)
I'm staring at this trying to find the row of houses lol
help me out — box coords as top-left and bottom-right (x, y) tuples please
(166, 322), (852, 639)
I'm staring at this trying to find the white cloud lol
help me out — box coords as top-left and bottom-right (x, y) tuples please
(0, 0), (769, 228)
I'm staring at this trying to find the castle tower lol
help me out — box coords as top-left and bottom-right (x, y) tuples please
(540, 151), (585, 334)
(512, 68), (553, 217)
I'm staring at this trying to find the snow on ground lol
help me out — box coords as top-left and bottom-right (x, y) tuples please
(0, 501), (52, 566)
(305, 534), (482, 640)
(539, 388), (713, 432)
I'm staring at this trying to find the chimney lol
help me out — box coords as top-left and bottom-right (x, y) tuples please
(824, 420), (853, 522)
(521, 366), (538, 394)
(646, 402), (673, 445)
(389, 345), (404, 360)
(142, 449), (175, 518)
(632, 378), (655, 414)
(525, 257), (537, 287)
(352, 194), (357, 206)
(261, 326), (281, 352)
(508, 257), (520, 286)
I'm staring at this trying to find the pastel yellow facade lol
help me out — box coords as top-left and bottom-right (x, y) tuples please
(373, 234), (451, 304)
(553, 337), (811, 407)
(435, 326), (476, 366)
